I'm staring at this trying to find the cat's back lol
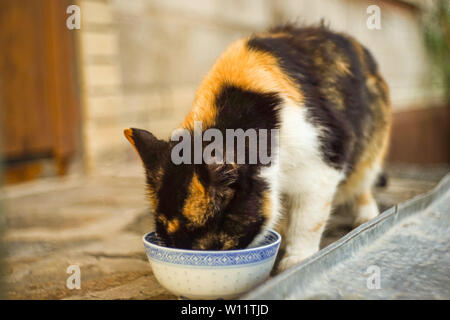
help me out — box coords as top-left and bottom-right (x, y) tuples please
(248, 25), (391, 173)
(182, 24), (391, 180)
(184, 24), (389, 123)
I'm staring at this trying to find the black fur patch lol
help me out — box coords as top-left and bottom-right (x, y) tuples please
(206, 86), (281, 247)
(214, 85), (281, 131)
(211, 85), (281, 166)
(248, 25), (379, 171)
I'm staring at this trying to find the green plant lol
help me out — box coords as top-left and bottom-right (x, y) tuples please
(424, 0), (450, 103)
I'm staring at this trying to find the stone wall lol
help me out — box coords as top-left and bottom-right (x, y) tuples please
(76, 0), (445, 171)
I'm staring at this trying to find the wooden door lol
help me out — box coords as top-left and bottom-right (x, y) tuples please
(0, 0), (80, 183)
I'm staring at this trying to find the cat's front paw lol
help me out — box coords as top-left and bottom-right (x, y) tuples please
(277, 255), (304, 273)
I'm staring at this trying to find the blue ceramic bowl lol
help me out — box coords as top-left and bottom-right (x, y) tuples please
(143, 229), (281, 299)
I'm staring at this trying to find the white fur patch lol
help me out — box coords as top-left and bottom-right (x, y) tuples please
(277, 103), (345, 193)
(354, 198), (379, 227)
(254, 101), (345, 263)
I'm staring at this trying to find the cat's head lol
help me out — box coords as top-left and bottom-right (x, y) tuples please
(124, 128), (266, 250)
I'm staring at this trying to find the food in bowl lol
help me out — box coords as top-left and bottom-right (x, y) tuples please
(143, 229), (281, 299)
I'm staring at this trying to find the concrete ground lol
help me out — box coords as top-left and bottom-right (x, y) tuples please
(1, 163), (448, 299)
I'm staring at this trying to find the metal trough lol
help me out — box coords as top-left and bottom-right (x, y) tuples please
(243, 174), (450, 299)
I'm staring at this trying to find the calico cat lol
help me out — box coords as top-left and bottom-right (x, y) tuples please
(124, 24), (391, 271)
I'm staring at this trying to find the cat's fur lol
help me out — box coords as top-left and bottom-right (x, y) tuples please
(124, 24), (391, 271)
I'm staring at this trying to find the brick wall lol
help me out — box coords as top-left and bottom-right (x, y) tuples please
(77, 0), (126, 171)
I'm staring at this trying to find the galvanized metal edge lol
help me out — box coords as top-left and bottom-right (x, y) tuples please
(242, 173), (450, 300)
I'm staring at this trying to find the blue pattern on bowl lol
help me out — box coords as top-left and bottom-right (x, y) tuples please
(143, 230), (281, 267)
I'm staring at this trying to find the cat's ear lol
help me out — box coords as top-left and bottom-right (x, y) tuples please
(124, 128), (168, 169)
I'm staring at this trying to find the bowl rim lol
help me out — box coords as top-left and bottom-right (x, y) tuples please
(142, 229), (281, 254)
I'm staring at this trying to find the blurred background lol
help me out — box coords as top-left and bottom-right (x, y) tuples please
(0, 0), (449, 181)
(0, 0), (448, 299)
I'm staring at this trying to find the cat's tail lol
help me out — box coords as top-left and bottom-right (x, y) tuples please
(375, 171), (388, 188)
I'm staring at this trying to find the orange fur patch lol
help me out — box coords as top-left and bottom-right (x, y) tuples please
(181, 38), (303, 129)
(220, 235), (238, 250)
(182, 174), (211, 226)
(253, 31), (291, 39)
(261, 190), (272, 220)
(356, 192), (372, 207)
(312, 221), (326, 233)
(167, 218), (180, 234)
(157, 215), (179, 234)
(124, 128), (138, 152)
(335, 58), (351, 76)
